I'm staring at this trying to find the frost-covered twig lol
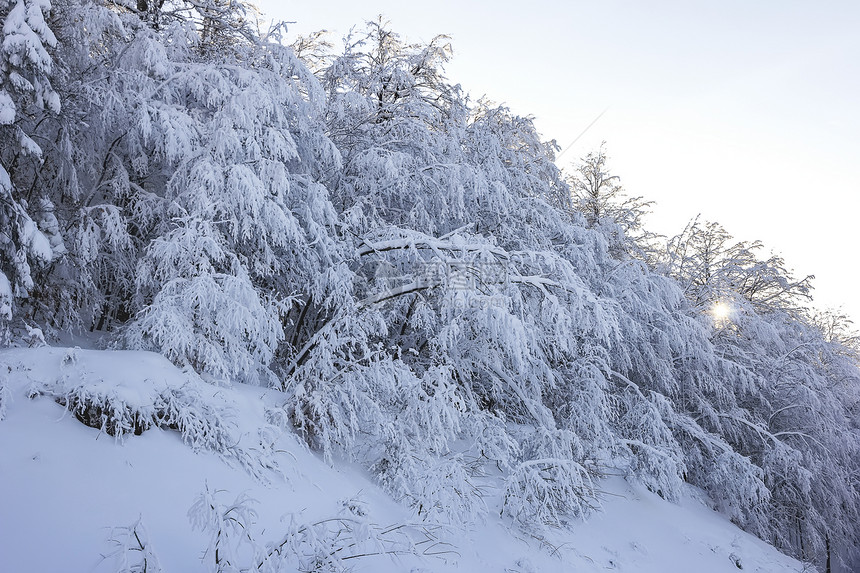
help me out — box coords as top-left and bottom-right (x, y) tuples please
(188, 486), (455, 573)
(104, 517), (163, 573)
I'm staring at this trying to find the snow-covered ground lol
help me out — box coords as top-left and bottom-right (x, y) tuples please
(0, 347), (808, 572)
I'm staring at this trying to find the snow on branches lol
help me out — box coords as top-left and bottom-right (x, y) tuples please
(1, 6), (858, 570)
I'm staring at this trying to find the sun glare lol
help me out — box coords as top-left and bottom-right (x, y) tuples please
(711, 301), (732, 324)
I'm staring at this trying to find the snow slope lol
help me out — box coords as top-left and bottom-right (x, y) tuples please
(0, 347), (809, 572)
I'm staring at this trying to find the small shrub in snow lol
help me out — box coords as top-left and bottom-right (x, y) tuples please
(36, 378), (234, 450)
(0, 374), (9, 422)
(259, 510), (450, 572)
(502, 458), (597, 528)
(105, 517), (163, 573)
(7, 348), (286, 481)
(375, 448), (487, 525)
(24, 349), (235, 449)
(189, 485), (260, 573)
(501, 427), (599, 527)
(60, 389), (152, 436)
(188, 486), (449, 573)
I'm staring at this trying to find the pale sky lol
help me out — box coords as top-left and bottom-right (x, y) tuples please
(256, 0), (860, 323)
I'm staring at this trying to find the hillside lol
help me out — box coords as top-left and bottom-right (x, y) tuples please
(0, 347), (808, 572)
(0, 2), (858, 571)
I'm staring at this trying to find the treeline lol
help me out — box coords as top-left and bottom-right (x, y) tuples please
(0, 1), (857, 569)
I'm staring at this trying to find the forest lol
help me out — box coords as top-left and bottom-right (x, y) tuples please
(0, 1), (858, 571)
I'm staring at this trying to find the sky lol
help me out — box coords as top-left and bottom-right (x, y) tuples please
(256, 0), (860, 322)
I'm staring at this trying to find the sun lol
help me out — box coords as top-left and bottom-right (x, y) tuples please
(711, 301), (732, 324)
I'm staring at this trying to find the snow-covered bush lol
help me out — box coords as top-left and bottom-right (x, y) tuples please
(3, 347), (291, 480)
(15, 348), (230, 447)
(501, 427), (598, 527)
(30, 364), (231, 449)
(105, 517), (163, 573)
(188, 486), (444, 573)
(188, 485), (260, 573)
(502, 459), (596, 528)
(0, 372), (9, 421)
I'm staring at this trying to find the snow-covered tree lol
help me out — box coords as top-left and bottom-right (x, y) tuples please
(0, 0), (62, 341)
(2, 7), (857, 569)
(28, 0), (342, 381)
(664, 218), (813, 313)
(278, 21), (765, 531)
(664, 218), (860, 567)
